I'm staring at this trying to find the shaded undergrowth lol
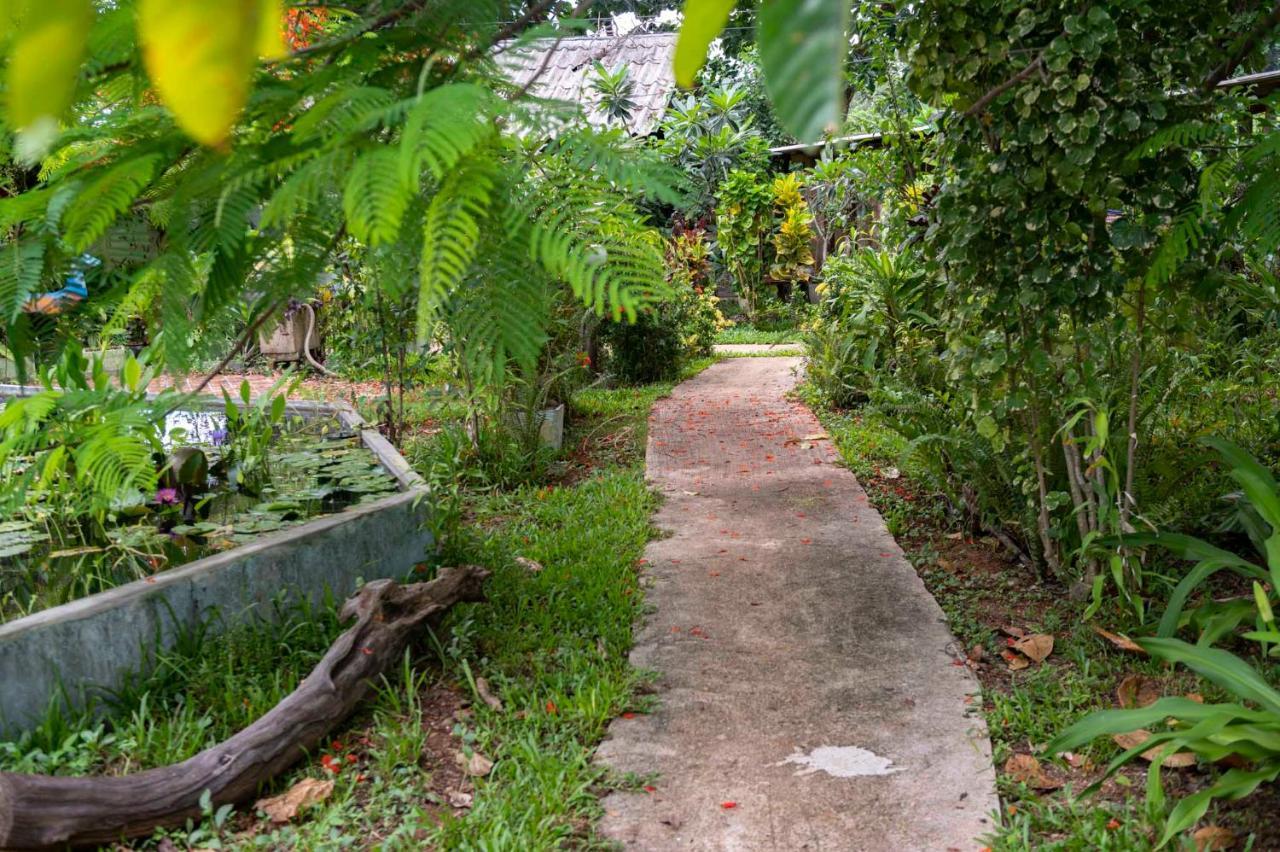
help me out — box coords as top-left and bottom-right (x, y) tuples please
(808, 393), (1277, 852)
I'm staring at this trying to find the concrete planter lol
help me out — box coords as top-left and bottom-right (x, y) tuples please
(0, 347), (130, 382)
(0, 397), (432, 735)
(504, 403), (566, 450)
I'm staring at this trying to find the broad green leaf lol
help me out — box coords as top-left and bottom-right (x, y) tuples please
(138, 0), (267, 146)
(122, 356), (141, 392)
(1045, 697), (1257, 754)
(673, 0), (737, 88)
(4, 0), (94, 129)
(1141, 637), (1280, 716)
(758, 0), (847, 143)
(1204, 437), (1280, 531)
(1159, 766), (1280, 848)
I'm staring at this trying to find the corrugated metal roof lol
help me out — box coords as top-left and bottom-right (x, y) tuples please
(499, 32), (677, 136)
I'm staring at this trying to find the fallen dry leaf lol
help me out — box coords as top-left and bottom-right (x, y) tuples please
(1003, 754), (1040, 784)
(999, 625), (1027, 638)
(1091, 625), (1146, 654)
(1003, 754), (1062, 790)
(803, 433), (829, 442)
(1193, 825), (1235, 851)
(465, 751), (493, 777)
(967, 644), (986, 663)
(1186, 692), (1205, 703)
(1160, 751), (1198, 768)
(255, 777), (334, 823)
(447, 790), (473, 809)
(1001, 649), (1031, 671)
(514, 556), (543, 573)
(1113, 730), (1197, 767)
(1062, 751), (1095, 772)
(1014, 633), (1054, 664)
(1116, 674), (1162, 709)
(475, 677), (503, 712)
(1113, 729), (1152, 751)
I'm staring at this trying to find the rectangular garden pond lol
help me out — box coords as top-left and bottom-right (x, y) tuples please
(0, 389), (433, 735)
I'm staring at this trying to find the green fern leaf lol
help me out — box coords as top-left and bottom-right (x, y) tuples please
(261, 149), (352, 230)
(344, 147), (411, 246)
(401, 83), (494, 183)
(418, 153), (498, 341)
(0, 240), (45, 322)
(62, 155), (161, 252)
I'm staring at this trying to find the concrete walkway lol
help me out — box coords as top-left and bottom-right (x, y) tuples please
(597, 357), (998, 851)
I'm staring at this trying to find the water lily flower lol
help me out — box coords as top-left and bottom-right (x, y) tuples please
(154, 487), (180, 505)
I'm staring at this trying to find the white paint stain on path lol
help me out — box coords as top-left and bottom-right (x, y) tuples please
(778, 745), (903, 778)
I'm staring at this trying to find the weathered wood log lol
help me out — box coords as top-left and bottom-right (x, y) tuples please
(0, 565), (489, 850)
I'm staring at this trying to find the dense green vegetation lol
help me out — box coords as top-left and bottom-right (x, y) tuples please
(0, 360), (710, 846)
(2, 0), (1279, 847)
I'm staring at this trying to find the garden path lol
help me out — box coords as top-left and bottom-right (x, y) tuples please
(597, 356), (999, 851)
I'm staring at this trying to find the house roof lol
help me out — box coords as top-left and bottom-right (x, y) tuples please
(498, 31), (678, 136)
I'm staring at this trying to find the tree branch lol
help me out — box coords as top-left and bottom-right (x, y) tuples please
(1203, 0), (1280, 90)
(962, 52), (1045, 118)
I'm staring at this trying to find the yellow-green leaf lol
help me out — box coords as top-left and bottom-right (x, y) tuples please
(4, 0), (94, 129)
(256, 0), (287, 60)
(673, 0), (737, 88)
(122, 356), (142, 392)
(1255, 581), (1275, 625)
(137, 0), (265, 146)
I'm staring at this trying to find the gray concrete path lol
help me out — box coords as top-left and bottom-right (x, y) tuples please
(597, 357), (999, 851)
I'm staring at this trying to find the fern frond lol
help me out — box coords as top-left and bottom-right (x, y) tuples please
(344, 147), (412, 246)
(260, 148), (352, 230)
(418, 152), (498, 341)
(546, 129), (686, 204)
(62, 155), (161, 251)
(1128, 121), (1223, 160)
(1229, 165), (1280, 256)
(291, 86), (396, 143)
(0, 240), (45, 322)
(400, 83), (495, 183)
(0, 187), (52, 231)
(100, 270), (162, 342)
(72, 406), (159, 504)
(1145, 203), (1205, 285)
(518, 181), (668, 320)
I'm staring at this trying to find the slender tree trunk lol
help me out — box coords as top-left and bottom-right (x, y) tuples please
(1120, 280), (1145, 531)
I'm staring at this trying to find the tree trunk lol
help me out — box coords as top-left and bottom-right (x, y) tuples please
(0, 565), (489, 850)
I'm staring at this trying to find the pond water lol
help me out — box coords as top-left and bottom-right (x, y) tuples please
(0, 411), (399, 623)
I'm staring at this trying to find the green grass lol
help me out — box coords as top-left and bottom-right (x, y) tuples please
(0, 367), (709, 849)
(714, 324), (802, 345)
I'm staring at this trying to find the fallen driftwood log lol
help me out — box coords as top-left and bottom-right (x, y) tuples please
(0, 565), (489, 850)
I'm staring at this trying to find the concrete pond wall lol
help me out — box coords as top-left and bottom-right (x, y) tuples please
(0, 397), (433, 735)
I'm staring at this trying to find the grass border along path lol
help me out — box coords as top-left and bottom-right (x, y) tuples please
(0, 361), (714, 849)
